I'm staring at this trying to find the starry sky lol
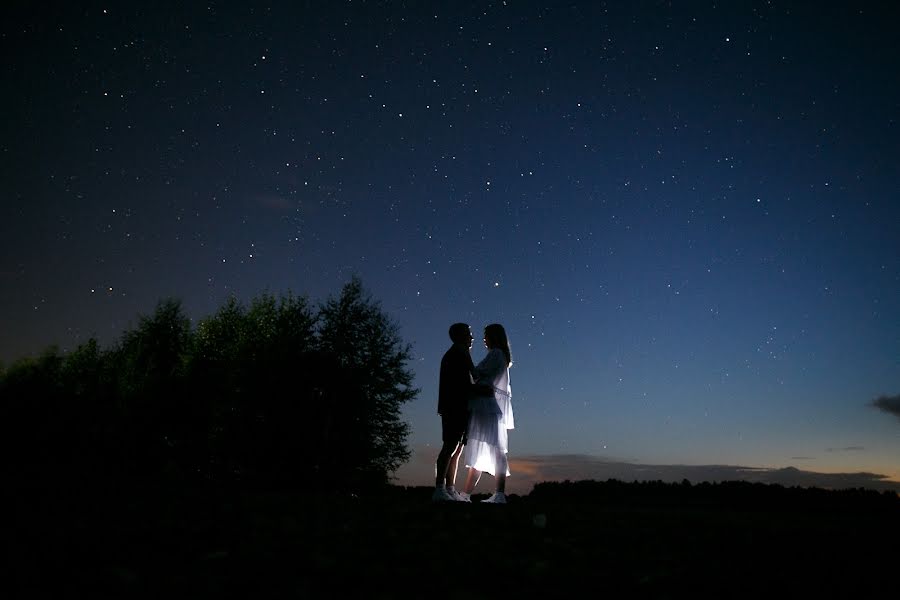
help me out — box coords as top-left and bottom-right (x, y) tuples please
(3, 2), (899, 495)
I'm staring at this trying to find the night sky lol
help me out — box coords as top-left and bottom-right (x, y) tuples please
(3, 2), (899, 494)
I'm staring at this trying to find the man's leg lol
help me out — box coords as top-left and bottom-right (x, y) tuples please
(435, 440), (459, 487)
(443, 411), (468, 487)
(446, 442), (464, 487)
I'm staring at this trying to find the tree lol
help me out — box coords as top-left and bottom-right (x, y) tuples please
(191, 292), (318, 486)
(316, 277), (418, 487)
(0, 347), (66, 481)
(112, 298), (194, 476)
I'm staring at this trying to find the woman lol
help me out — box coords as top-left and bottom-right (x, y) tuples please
(460, 323), (514, 504)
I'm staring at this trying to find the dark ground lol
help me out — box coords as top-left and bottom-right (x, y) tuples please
(9, 480), (899, 598)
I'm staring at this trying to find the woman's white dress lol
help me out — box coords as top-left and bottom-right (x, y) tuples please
(465, 348), (514, 476)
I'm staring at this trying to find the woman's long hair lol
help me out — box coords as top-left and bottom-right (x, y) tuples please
(484, 323), (512, 367)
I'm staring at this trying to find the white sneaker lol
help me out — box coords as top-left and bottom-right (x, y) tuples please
(481, 492), (507, 504)
(432, 487), (455, 502)
(451, 490), (471, 502)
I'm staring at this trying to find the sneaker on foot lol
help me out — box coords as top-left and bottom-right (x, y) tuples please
(451, 490), (471, 502)
(481, 492), (507, 504)
(432, 487), (455, 502)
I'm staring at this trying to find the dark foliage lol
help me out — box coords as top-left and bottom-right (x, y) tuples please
(0, 278), (418, 492)
(317, 277), (416, 485)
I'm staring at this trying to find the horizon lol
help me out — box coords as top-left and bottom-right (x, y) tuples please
(395, 448), (900, 496)
(3, 289), (897, 495)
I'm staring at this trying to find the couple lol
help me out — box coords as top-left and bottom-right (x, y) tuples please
(433, 322), (514, 504)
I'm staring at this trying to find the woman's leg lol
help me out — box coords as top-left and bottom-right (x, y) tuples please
(495, 451), (508, 493)
(463, 466), (481, 494)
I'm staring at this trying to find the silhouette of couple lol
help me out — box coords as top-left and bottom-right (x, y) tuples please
(433, 323), (514, 504)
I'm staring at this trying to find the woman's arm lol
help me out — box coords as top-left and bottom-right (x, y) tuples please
(474, 348), (506, 383)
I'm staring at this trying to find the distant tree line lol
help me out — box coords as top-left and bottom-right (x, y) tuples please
(529, 479), (899, 510)
(0, 277), (418, 491)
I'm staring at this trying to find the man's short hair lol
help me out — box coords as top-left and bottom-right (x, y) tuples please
(448, 322), (470, 343)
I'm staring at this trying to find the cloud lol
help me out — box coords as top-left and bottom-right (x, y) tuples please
(825, 446), (864, 452)
(255, 194), (292, 211)
(871, 394), (900, 421)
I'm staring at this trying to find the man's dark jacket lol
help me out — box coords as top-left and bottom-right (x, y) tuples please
(438, 344), (475, 416)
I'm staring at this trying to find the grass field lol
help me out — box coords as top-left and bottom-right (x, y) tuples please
(10, 480), (899, 598)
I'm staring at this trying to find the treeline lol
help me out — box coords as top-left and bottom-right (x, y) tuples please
(0, 277), (418, 491)
(529, 479), (899, 510)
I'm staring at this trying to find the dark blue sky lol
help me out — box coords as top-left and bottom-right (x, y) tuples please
(2, 1), (898, 493)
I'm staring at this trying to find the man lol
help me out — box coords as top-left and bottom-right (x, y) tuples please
(432, 322), (476, 502)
